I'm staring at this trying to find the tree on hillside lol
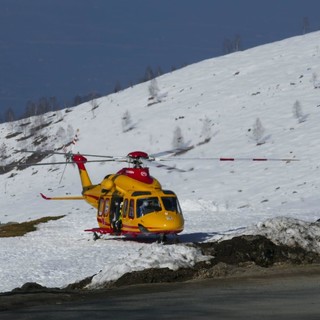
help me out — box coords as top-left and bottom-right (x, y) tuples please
(156, 66), (163, 77)
(148, 78), (160, 100)
(67, 124), (75, 142)
(147, 78), (167, 106)
(223, 34), (242, 54)
(4, 107), (16, 122)
(24, 101), (37, 118)
(303, 17), (310, 34)
(312, 72), (320, 89)
(55, 110), (64, 123)
(56, 126), (67, 144)
(144, 66), (155, 82)
(0, 143), (9, 164)
(37, 97), (50, 115)
(121, 110), (134, 132)
(233, 34), (242, 52)
(23, 97), (59, 119)
(292, 100), (308, 123)
(90, 94), (100, 118)
(200, 116), (212, 141)
(49, 96), (58, 111)
(172, 126), (185, 149)
(114, 81), (122, 93)
(73, 95), (83, 106)
(251, 118), (267, 145)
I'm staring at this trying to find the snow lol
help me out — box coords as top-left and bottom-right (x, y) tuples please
(228, 217), (320, 254)
(1, 32), (320, 292)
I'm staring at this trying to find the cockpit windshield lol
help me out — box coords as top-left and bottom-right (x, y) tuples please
(136, 197), (162, 217)
(136, 196), (182, 217)
(161, 197), (182, 214)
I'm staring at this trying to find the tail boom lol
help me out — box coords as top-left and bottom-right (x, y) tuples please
(40, 193), (85, 200)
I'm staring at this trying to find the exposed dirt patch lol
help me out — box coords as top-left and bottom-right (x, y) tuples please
(198, 234), (319, 266)
(0, 216), (65, 237)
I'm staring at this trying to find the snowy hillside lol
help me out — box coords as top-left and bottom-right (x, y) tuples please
(1, 31), (320, 292)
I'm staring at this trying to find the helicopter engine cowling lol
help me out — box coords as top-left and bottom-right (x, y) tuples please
(101, 179), (114, 191)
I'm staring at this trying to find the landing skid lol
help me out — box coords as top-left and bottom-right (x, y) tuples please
(93, 232), (100, 241)
(86, 228), (179, 243)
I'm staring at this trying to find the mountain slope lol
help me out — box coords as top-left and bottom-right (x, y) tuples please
(1, 31), (320, 224)
(1, 31), (320, 292)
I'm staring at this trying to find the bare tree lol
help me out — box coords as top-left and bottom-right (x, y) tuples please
(233, 34), (242, 52)
(223, 34), (242, 54)
(223, 38), (232, 54)
(172, 126), (185, 149)
(56, 126), (67, 143)
(114, 81), (122, 93)
(4, 107), (16, 123)
(156, 66), (163, 77)
(67, 124), (75, 142)
(121, 110), (134, 132)
(312, 72), (320, 88)
(252, 118), (267, 145)
(303, 17), (310, 34)
(0, 143), (9, 164)
(293, 100), (308, 123)
(144, 66), (154, 82)
(148, 78), (160, 100)
(200, 116), (212, 141)
(90, 95), (100, 118)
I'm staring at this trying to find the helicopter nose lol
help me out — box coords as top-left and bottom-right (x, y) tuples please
(139, 212), (184, 233)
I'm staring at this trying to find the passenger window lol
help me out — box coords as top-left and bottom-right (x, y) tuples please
(104, 199), (110, 216)
(129, 199), (134, 219)
(98, 198), (105, 216)
(122, 199), (128, 218)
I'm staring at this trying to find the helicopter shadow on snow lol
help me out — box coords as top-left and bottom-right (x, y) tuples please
(178, 226), (247, 243)
(93, 226), (246, 244)
(90, 233), (207, 244)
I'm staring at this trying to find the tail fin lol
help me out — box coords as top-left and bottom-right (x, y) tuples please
(72, 154), (92, 188)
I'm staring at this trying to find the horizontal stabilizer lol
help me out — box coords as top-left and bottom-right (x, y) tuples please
(40, 193), (85, 200)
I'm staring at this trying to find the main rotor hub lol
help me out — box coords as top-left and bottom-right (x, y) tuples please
(127, 151), (149, 159)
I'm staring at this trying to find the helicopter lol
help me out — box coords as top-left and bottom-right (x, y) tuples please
(17, 147), (297, 242)
(39, 150), (185, 241)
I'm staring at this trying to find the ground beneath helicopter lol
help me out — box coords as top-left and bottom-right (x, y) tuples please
(1, 234), (319, 311)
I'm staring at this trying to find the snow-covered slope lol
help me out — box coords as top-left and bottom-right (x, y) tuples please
(1, 31), (320, 292)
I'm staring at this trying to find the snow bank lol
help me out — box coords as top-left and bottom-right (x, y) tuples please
(223, 217), (320, 254)
(87, 242), (210, 289)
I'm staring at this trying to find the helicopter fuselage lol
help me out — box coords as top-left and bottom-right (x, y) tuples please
(74, 154), (184, 237)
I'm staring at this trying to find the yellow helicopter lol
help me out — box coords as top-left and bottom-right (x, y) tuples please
(18, 147), (297, 241)
(40, 150), (185, 241)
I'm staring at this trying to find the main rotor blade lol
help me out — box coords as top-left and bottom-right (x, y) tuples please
(1, 158), (127, 169)
(154, 157), (299, 162)
(144, 159), (192, 173)
(149, 147), (193, 158)
(16, 149), (118, 159)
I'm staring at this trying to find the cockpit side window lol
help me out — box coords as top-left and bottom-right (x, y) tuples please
(136, 197), (161, 217)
